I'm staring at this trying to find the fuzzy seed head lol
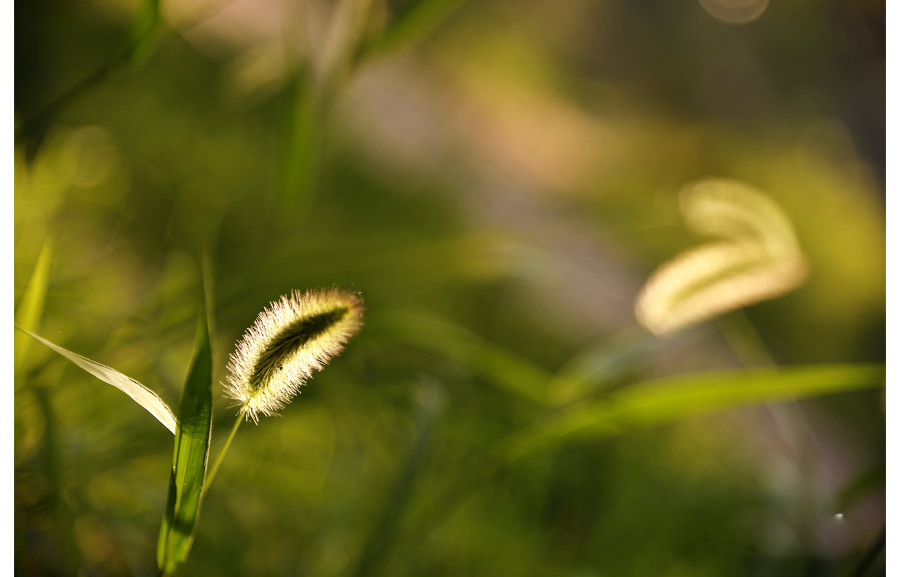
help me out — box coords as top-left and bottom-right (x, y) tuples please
(225, 288), (363, 422)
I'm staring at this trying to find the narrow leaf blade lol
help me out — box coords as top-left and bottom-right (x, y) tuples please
(15, 239), (54, 373)
(157, 273), (214, 576)
(357, 0), (466, 63)
(123, 0), (160, 68)
(502, 363), (884, 461)
(17, 328), (177, 434)
(378, 310), (550, 404)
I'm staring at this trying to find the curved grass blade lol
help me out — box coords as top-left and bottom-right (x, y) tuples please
(355, 0), (466, 65)
(157, 273), (214, 576)
(377, 310), (550, 405)
(123, 0), (161, 70)
(15, 239), (54, 375)
(16, 328), (177, 434)
(501, 363), (884, 461)
(547, 328), (659, 405)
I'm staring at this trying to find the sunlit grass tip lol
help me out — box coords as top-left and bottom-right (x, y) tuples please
(634, 178), (808, 336)
(225, 288), (363, 422)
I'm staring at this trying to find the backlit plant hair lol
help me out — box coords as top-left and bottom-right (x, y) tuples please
(204, 288), (363, 492)
(225, 288), (364, 422)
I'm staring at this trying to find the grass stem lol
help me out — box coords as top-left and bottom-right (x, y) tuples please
(203, 414), (243, 493)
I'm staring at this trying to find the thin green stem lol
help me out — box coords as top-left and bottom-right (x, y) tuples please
(203, 414), (243, 494)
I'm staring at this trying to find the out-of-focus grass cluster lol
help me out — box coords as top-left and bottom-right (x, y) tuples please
(15, 1), (884, 576)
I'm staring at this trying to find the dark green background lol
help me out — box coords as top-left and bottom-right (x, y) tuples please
(15, 1), (885, 576)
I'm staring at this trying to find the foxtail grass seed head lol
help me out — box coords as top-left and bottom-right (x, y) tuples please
(226, 288), (363, 422)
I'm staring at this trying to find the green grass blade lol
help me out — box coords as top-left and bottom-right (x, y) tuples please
(547, 328), (660, 405)
(157, 272), (214, 576)
(356, 0), (466, 64)
(33, 385), (81, 574)
(15, 239), (54, 374)
(501, 363), (884, 461)
(17, 328), (177, 434)
(351, 379), (443, 577)
(278, 72), (323, 214)
(378, 310), (550, 404)
(123, 0), (160, 70)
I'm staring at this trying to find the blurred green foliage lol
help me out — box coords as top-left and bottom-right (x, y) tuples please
(15, 1), (884, 576)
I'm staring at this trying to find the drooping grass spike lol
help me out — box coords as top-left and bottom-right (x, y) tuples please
(225, 288), (364, 422)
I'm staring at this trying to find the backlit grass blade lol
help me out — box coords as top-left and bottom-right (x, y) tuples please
(157, 274), (214, 576)
(501, 363), (884, 461)
(15, 239), (54, 374)
(17, 328), (177, 434)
